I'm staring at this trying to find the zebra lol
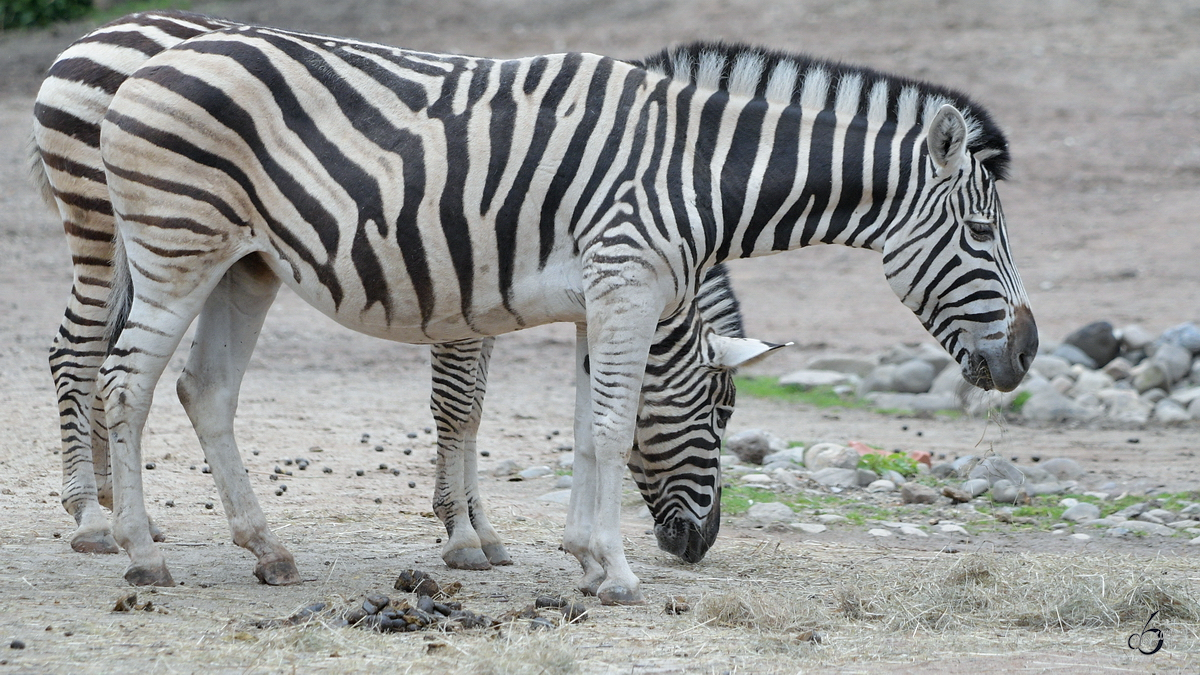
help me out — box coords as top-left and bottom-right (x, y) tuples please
(89, 24), (1037, 604)
(32, 11), (778, 581)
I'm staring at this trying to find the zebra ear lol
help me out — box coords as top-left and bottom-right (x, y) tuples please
(709, 335), (791, 369)
(927, 104), (969, 174)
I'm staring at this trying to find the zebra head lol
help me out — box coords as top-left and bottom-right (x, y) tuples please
(630, 326), (786, 564)
(882, 104), (1037, 392)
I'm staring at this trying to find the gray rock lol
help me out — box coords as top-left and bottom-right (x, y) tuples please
(1068, 370), (1115, 398)
(1102, 357), (1133, 382)
(1105, 390), (1152, 423)
(1154, 343), (1194, 383)
(1021, 388), (1097, 423)
(1063, 321), (1119, 368)
(1118, 324), (1156, 351)
(791, 523), (827, 534)
(1040, 457), (1084, 481)
(817, 514), (849, 524)
(804, 443), (859, 471)
(856, 468), (879, 487)
(950, 455), (979, 472)
(1018, 465), (1053, 484)
(1027, 482), (1068, 496)
(929, 364), (968, 397)
(1053, 343), (1097, 369)
(938, 523), (970, 535)
(537, 489), (572, 505)
(812, 467), (860, 488)
(746, 501), (795, 524)
(962, 478), (991, 497)
(1132, 363), (1169, 394)
(931, 462), (955, 478)
(900, 482), (938, 504)
(893, 359), (937, 393)
(867, 528), (892, 537)
(1114, 502), (1151, 519)
(1191, 397), (1200, 419)
(806, 355), (877, 378)
(554, 474), (573, 489)
(1145, 508), (1176, 521)
(968, 457), (1024, 486)
(492, 459), (524, 477)
(1158, 322), (1200, 354)
(761, 446), (807, 467)
(1154, 398), (1192, 424)
(1180, 503), (1200, 516)
(518, 466), (554, 480)
(882, 469), (908, 485)
(898, 525), (928, 537)
(989, 480), (1020, 503)
(1031, 354), (1072, 380)
(1170, 386), (1200, 406)
(1120, 520), (1176, 536)
(866, 479), (897, 493)
(911, 342), (954, 373)
(1141, 388), (1168, 405)
(726, 429), (786, 465)
(859, 363), (898, 395)
(557, 453), (575, 469)
(1062, 502), (1100, 522)
(779, 369), (860, 390)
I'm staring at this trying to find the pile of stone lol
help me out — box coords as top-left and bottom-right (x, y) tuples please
(724, 432), (916, 495)
(778, 321), (1200, 424)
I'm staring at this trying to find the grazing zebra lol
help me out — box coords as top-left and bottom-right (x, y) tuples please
(32, 11), (776, 581)
(89, 23), (1036, 603)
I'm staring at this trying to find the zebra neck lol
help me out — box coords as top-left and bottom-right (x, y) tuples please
(693, 94), (929, 264)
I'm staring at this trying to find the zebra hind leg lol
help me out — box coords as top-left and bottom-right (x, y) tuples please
(51, 280), (120, 554)
(562, 324), (607, 596)
(175, 257), (299, 585)
(430, 339), (492, 570)
(89, 392), (167, 545)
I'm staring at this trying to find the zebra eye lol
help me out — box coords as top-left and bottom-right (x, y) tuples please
(715, 405), (734, 429)
(964, 214), (994, 241)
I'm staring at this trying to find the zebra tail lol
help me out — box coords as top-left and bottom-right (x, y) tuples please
(104, 228), (134, 355)
(27, 136), (57, 215)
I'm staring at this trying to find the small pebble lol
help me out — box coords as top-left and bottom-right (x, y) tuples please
(403, 448), (412, 455)
(275, 489), (283, 496)
(204, 502), (214, 510)
(144, 462), (155, 470)
(189, 465), (196, 470)
(323, 467), (333, 474)
(283, 459), (293, 466)
(201, 465), (211, 474)
(279, 485), (287, 492)
(1127, 438), (1140, 444)
(429, 458), (437, 465)
(274, 466), (284, 474)
(9, 640), (24, 650)
(379, 464), (388, 470)
(375, 445), (385, 452)
(270, 474), (278, 481)
(665, 596), (690, 614)
(374, 497), (383, 504)
(391, 469), (401, 476)
(407, 432), (418, 439)
(361, 433), (370, 443)
(309, 446), (323, 453)
(356, 469), (365, 476)
(252, 450), (260, 456)
(480, 450), (490, 457)
(1031, 455), (1041, 463)
(165, 500), (174, 507)
(529, 616), (554, 631)
(408, 481), (417, 488)
(424, 427), (433, 434)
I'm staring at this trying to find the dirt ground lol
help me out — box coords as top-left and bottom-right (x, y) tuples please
(1, 0), (1198, 672)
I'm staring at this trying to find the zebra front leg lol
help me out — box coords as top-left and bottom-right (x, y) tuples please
(562, 323), (606, 596)
(460, 337), (511, 566)
(175, 256), (299, 585)
(431, 339), (492, 570)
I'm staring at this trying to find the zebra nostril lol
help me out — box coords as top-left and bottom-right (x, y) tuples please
(1017, 351), (1032, 373)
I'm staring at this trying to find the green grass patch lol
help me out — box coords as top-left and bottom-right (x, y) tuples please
(734, 376), (867, 409)
(1009, 390), (1032, 413)
(857, 452), (919, 477)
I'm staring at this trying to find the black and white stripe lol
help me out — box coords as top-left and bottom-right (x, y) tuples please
(33, 12), (772, 573)
(59, 19), (1035, 601)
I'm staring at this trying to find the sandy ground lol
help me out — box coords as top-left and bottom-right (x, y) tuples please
(1, 0), (1198, 672)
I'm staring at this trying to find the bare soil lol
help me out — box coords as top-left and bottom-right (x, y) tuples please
(1, 1), (1198, 672)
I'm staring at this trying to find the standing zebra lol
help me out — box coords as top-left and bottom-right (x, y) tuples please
(92, 24), (1036, 603)
(32, 11), (777, 580)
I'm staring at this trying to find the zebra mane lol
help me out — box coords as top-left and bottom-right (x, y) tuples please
(633, 41), (1010, 179)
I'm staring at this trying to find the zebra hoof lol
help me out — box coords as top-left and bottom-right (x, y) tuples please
(597, 584), (645, 606)
(482, 543), (512, 566)
(124, 562), (175, 587)
(254, 556), (301, 586)
(149, 521), (167, 543)
(71, 530), (120, 555)
(443, 548), (492, 571)
(577, 573), (605, 597)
